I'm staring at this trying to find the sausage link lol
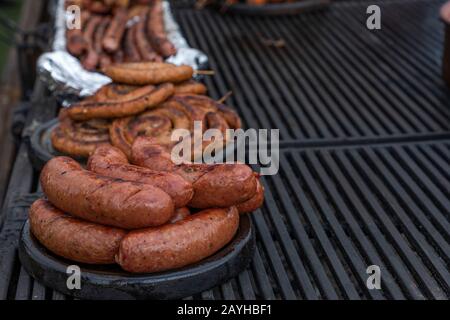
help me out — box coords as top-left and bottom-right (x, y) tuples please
(116, 207), (239, 273)
(174, 80), (208, 95)
(87, 145), (194, 208)
(103, 62), (193, 85)
(103, 7), (128, 53)
(124, 22), (141, 62)
(81, 15), (102, 70)
(29, 199), (126, 264)
(67, 83), (175, 120)
(236, 177), (265, 213)
(40, 157), (175, 229)
(147, 0), (177, 58)
(135, 8), (161, 62)
(131, 137), (258, 209)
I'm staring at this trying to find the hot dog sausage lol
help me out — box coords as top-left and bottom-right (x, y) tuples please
(67, 83), (175, 120)
(135, 8), (161, 62)
(131, 137), (258, 209)
(103, 7), (128, 53)
(174, 80), (208, 95)
(81, 15), (102, 70)
(124, 22), (141, 62)
(147, 0), (177, 58)
(40, 157), (175, 229)
(87, 145), (194, 208)
(102, 62), (193, 85)
(116, 207), (239, 273)
(29, 199), (126, 264)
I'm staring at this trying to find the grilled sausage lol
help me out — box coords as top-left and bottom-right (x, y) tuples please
(94, 16), (111, 69)
(29, 199), (126, 264)
(87, 145), (194, 208)
(124, 22), (141, 62)
(81, 15), (102, 70)
(135, 8), (161, 62)
(40, 157), (175, 229)
(147, 0), (177, 58)
(236, 178), (264, 213)
(174, 80), (208, 95)
(102, 62), (193, 85)
(103, 7), (128, 53)
(67, 83), (175, 120)
(51, 109), (111, 158)
(131, 137), (258, 209)
(116, 207), (239, 273)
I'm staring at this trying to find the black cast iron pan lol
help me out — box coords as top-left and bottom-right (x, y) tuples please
(19, 214), (255, 300)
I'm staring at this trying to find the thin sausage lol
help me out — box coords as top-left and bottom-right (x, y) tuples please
(175, 80), (208, 95)
(40, 157), (175, 229)
(67, 83), (175, 120)
(103, 7), (128, 53)
(102, 62), (193, 85)
(81, 15), (102, 70)
(116, 207), (239, 273)
(135, 8), (161, 62)
(147, 0), (177, 58)
(124, 22), (141, 62)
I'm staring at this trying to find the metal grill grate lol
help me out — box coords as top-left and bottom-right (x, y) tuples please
(0, 0), (449, 300)
(174, 0), (450, 143)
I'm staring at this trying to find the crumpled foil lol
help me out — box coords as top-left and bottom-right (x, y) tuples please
(38, 0), (208, 104)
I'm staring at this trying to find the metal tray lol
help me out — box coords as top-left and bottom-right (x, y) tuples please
(18, 214), (255, 300)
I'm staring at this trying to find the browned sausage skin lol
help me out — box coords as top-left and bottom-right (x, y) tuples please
(40, 157), (175, 229)
(87, 145), (194, 208)
(102, 7), (128, 53)
(29, 199), (126, 264)
(131, 137), (258, 209)
(116, 207), (239, 273)
(102, 62), (193, 85)
(67, 83), (175, 120)
(236, 177), (265, 213)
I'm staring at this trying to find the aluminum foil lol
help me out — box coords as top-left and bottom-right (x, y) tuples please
(37, 0), (208, 104)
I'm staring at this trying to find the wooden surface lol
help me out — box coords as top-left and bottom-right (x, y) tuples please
(0, 0), (46, 210)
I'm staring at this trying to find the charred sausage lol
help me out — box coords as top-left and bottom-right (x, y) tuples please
(131, 137), (258, 209)
(67, 83), (175, 120)
(40, 157), (175, 229)
(87, 145), (194, 208)
(29, 199), (126, 264)
(116, 207), (239, 273)
(103, 7), (128, 53)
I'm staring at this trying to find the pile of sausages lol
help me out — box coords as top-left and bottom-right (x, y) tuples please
(30, 136), (264, 273)
(65, 0), (176, 71)
(51, 62), (241, 158)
